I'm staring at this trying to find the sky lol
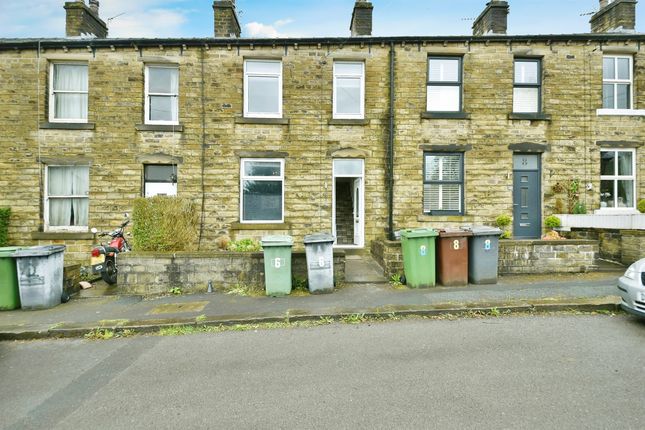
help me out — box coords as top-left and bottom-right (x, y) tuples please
(0, 0), (643, 39)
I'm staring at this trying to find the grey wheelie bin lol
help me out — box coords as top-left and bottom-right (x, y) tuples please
(13, 245), (66, 309)
(303, 233), (335, 294)
(261, 235), (293, 297)
(463, 226), (502, 284)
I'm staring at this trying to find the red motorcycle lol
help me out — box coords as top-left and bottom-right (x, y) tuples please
(90, 218), (131, 285)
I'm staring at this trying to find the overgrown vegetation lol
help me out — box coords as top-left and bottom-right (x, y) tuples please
(389, 274), (405, 289)
(226, 238), (262, 252)
(0, 207), (10, 247)
(131, 196), (199, 252)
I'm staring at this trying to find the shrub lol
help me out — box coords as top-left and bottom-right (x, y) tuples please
(227, 238), (261, 252)
(131, 196), (199, 252)
(500, 231), (512, 239)
(572, 202), (587, 214)
(0, 207), (10, 247)
(544, 215), (561, 229)
(554, 198), (565, 214)
(495, 214), (512, 228)
(638, 199), (645, 214)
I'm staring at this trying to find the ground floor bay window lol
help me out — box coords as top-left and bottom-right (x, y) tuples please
(240, 159), (284, 223)
(600, 149), (636, 210)
(45, 165), (89, 231)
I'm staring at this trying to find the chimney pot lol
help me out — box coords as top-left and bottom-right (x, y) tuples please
(64, 0), (107, 38)
(350, 1), (374, 37)
(472, 1), (509, 36)
(89, 0), (99, 15)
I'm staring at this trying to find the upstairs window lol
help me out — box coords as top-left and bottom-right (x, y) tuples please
(45, 165), (89, 231)
(427, 57), (462, 112)
(240, 159), (284, 223)
(333, 61), (365, 119)
(423, 153), (464, 215)
(145, 65), (179, 124)
(600, 149), (636, 209)
(513, 59), (541, 113)
(49, 63), (88, 123)
(144, 165), (178, 197)
(603, 56), (632, 110)
(244, 60), (282, 118)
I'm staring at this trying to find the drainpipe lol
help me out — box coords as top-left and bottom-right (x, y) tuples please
(387, 42), (396, 241)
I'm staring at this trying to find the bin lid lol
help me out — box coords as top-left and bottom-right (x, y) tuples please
(11, 245), (66, 257)
(463, 226), (503, 237)
(303, 232), (335, 244)
(400, 228), (438, 239)
(438, 228), (472, 238)
(261, 235), (293, 247)
(0, 247), (23, 257)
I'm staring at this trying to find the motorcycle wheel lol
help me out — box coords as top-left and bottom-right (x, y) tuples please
(101, 258), (118, 285)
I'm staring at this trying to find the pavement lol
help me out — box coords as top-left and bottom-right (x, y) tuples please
(0, 256), (626, 340)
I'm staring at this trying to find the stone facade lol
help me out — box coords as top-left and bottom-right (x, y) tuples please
(472, 1), (509, 36)
(213, 1), (241, 38)
(118, 251), (346, 295)
(567, 228), (645, 264)
(372, 238), (599, 278)
(0, 5), (644, 267)
(64, 0), (107, 38)
(591, 0), (637, 33)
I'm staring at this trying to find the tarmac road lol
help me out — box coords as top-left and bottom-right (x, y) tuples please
(1, 313), (644, 429)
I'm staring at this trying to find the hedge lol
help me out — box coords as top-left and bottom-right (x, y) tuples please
(0, 208), (9, 247)
(131, 197), (199, 252)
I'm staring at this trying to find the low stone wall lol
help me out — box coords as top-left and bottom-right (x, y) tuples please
(566, 228), (644, 265)
(118, 251), (345, 295)
(498, 240), (598, 274)
(371, 239), (599, 278)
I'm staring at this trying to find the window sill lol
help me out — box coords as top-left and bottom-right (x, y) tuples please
(508, 113), (552, 121)
(421, 112), (470, 120)
(235, 117), (289, 125)
(328, 119), (369, 126)
(39, 122), (95, 130)
(596, 109), (645, 117)
(135, 124), (184, 132)
(417, 214), (474, 222)
(32, 231), (94, 240)
(231, 222), (291, 230)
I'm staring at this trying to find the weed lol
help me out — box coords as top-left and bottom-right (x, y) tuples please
(226, 283), (264, 297)
(227, 238), (262, 252)
(341, 313), (367, 324)
(84, 328), (115, 340)
(168, 287), (182, 295)
(389, 274), (406, 289)
(195, 314), (207, 322)
(489, 307), (501, 317)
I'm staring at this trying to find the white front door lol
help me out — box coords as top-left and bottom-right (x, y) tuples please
(332, 159), (364, 248)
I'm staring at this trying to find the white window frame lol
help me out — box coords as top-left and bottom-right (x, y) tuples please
(240, 158), (285, 224)
(44, 165), (89, 232)
(143, 164), (178, 197)
(48, 62), (88, 123)
(333, 61), (365, 119)
(599, 148), (637, 212)
(602, 55), (633, 110)
(144, 64), (179, 125)
(244, 60), (283, 119)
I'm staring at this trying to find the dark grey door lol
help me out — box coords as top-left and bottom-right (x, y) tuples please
(513, 155), (541, 239)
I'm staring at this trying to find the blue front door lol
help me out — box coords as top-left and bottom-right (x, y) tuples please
(513, 155), (541, 239)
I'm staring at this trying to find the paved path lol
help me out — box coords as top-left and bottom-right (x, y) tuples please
(1, 314), (644, 429)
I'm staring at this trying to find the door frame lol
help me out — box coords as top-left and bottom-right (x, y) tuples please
(512, 153), (542, 239)
(332, 159), (365, 248)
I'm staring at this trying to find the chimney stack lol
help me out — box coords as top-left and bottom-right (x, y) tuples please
(64, 0), (108, 38)
(213, 1), (241, 38)
(590, 0), (637, 33)
(350, 1), (373, 37)
(472, 1), (509, 36)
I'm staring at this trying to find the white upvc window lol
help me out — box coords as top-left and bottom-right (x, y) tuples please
(600, 149), (636, 210)
(49, 63), (88, 123)
(45, 165), (89, 232)
(240, 159), (284, 223)
(333, 61), (365, 119)
(244, 60), (282, 118)
(427, 57), (462, 112)
(602, 56), (632, 110)
(144, 165), (178, 197)
(145, 65), (179, 125)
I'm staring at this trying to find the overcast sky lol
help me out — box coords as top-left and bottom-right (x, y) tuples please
(1, 0), (643, 39)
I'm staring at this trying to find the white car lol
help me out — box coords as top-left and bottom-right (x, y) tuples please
(617, 258), (645, 318)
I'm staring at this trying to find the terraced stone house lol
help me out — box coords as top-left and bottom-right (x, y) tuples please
(0, 0), (643, 265)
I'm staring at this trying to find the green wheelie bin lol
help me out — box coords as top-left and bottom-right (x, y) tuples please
(0, 247), (22, 310)
(261, 235), (293, 297)
(400, 228), (438, 288)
